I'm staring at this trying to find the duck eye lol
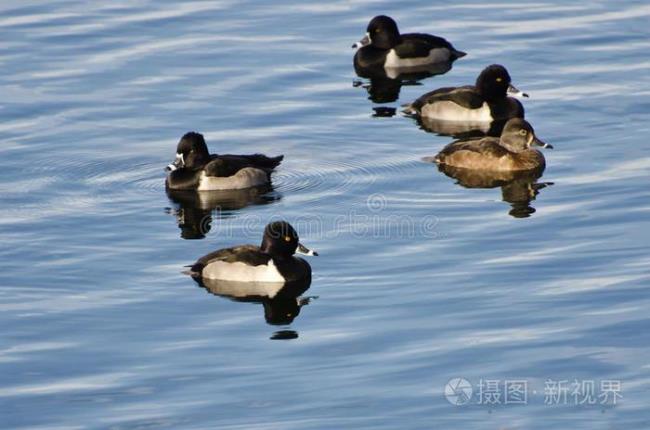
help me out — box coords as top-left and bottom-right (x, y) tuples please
(375, 28), (381, 33)
(496, 77), (503, 83)
(519, 129), (527, 136)
(284, 236), (292, 242)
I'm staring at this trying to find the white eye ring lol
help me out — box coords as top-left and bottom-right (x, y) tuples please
(519, 129), (527, 136)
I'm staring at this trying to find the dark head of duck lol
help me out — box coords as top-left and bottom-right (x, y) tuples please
(167, 132), (211, 171)
(260, 221), (318, 259)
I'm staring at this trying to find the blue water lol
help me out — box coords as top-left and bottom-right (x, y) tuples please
(1, 1), (650, 428)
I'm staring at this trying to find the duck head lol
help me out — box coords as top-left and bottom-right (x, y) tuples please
(260, 221), (318, 259)
(166, 132), (211, 172)
(500, 118), (552, 152)
(353, 15), (401, 50)
(476, 64), (528, 102)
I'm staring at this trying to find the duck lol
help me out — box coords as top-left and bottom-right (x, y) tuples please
(188, 221), (317, 283)
(353, 15), (466, 71)
(165, 132), (283, 191)
(433, 118), (553, 172)
(403, 64), (528, 122)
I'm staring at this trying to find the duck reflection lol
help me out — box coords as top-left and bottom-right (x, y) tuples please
(166, 186), (279, 239)
(417, 117), (508, 139)
(193, 276), (314, 327)
(353, 62), (455, 109)
(435, 164), (553, 218)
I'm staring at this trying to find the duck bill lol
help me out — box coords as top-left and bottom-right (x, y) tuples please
(532, 136), (553, 149)
(507, 83), (529, 98)
(352, 33), (371, 49)
(165, 153), (184, 172)
(296, 243), (318, 257)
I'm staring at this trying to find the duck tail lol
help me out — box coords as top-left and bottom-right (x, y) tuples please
(401, 103), (418, 117)
(268, 154), (284, 169)
(422, 155), (444, 164)
(183, 263), (203, 277)
(452, 49), (467, 59)
(247, 154), (284, 169)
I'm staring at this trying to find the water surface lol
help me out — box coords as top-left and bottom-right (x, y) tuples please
(1, 1), (650, 429)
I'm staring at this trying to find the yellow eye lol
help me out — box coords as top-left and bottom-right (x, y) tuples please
(496, 77), (503, 83)
(284, 236), (292, 242)
(375, 28), (381, 33)
(519, 129), (527, 136)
